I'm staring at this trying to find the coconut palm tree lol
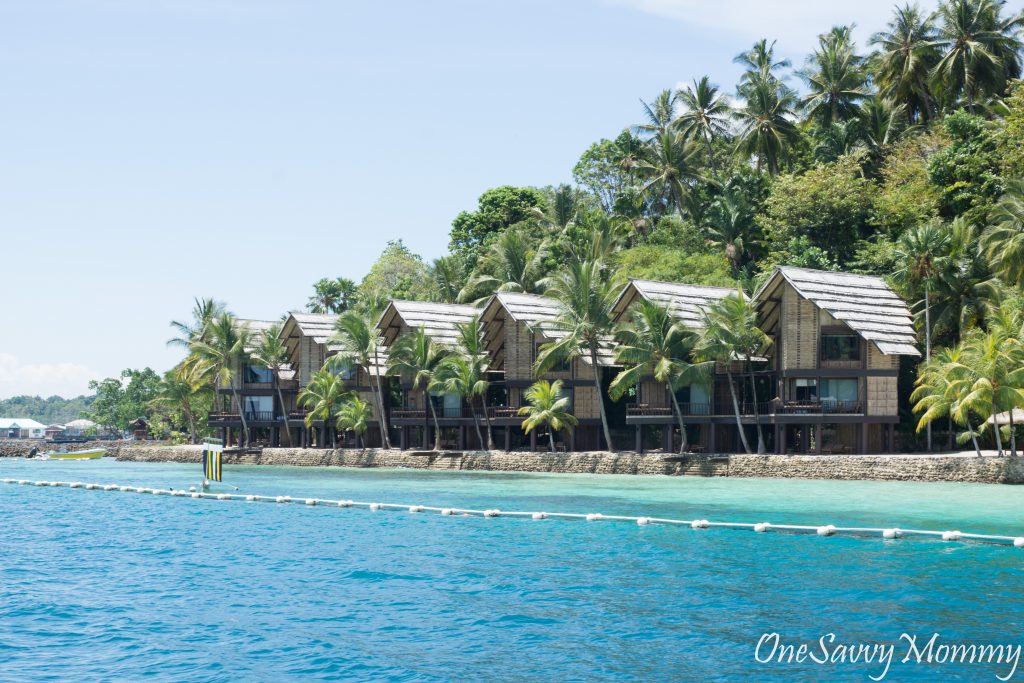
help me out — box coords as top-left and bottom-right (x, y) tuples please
(189, 313), (253, 446)
(912, 345), (984, 455)
(982, 179), (1024, 287)
(534, 256), (621, 451)
(734, 39), (792, 90)
(430, 255), (467, 304)
(674, 76), (732, 153)
(432, 355), (486, 449)
(327, 310), (392, 448)
(733, 76), (802, 175)
(931, 0), (1024, 111)
(458, 229), (550, 303)
(518, 380), (578, 452)
(929, 218), (997, 342)
(297, 368), (347, 448)
(307, 277), (357, 314)
(704, 190), (758, 277)
(695, 292), (772, 454)
(609, 300), (713, 453)
(387, 326), (449, 451)
(636, 130), (705, 219)
(870, 3), (940, 122)
(958, 326), (1024, 455)
(859, 98), (911, 161)
(633, 89), (677, 139)
(250, 322), (294, 447)
(337, 395), (372, 448)
(150, 367), (212, 444)
(167, 297), (225, 349)
(454, 315), (495, 449)
(800, 25), (870, 126)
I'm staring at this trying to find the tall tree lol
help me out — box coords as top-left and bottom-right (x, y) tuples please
(705, 190), (758, 277)
(432, 355), (486, 449)
(337, 395), (372, 448)
(870, 3), (940, 122)
(328, 310), (392, 448)
(297, 368), (347, 448)
(636, 131), (705, 219)
(633, 89), (678, 139)
(250, 322), (293, 447)
(674, 76), (732, 153)
(189, 313), (253, 446)
(307, 277), (357, 314)
(458, 229), (550, 303)
(609, 300), (712, 453)
(912, 345), (984, 455)
(734, 39), (792, 89)
(734, 76), (802, 174)
(518, 380), (578, 452)
(167, 297), (225, 349)
(387, 326), (449, 451)
(800, 25), (870, 126)
(534, 256), (621, 451)
(454, 315), (495, 449)
(982, 179), (1024, 287)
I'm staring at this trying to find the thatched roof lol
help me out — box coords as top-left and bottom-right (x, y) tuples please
(611, 279), (735, 329)
(754, 266), (920, 356)
(280, 311), (388, 377)
(480, 292), (617, 366)
(377, 300), (480, 348)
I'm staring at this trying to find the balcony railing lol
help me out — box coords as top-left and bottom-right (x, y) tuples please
(391, 406), (523, 420)
(628, 400), (864, 418)
(209, 411), (277, 422)
(626, 403), (711, 417)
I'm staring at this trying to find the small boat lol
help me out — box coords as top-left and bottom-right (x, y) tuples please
(43, 448), (107, 460)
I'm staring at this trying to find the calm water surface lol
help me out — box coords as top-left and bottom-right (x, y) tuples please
(2, 459), (1023, 682)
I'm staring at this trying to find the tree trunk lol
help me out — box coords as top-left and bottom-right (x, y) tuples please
(549, 428), (556, 452)
(590, 347), (615, 451)
(668, 388), (689, 454)
(747, 356), (765, 454)
(274, 376), (292, 447)
(968, 421), (982, 457)
(470, 400), (484, 451)
(925, 283), (932, 452)
(331, 416), (337, 449)
(481, 392), (495, 450)
(993, 400), (1004, 456)
(726, 369), (752, 454)
(427, 390), (442, 451)
(370, 350), (392, 448)
(1010, 410), (1017, 458)
(231, 387), (249, 447)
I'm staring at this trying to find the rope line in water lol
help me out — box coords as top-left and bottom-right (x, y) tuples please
(5, 478), (1023, 549)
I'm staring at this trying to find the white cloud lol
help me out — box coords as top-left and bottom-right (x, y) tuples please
(608, 0), (927, 55)
(0, 354), (99, 399)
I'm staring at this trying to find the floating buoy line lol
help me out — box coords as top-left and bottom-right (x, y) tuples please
(5, 478), (1024, 549)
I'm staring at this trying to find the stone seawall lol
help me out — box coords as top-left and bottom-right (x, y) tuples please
(111, 445), (1024, 484)
(0, 439), (134, 458)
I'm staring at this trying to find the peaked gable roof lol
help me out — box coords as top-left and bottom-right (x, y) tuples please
(754, 266), (920, 356)
(377, 300), (480, 348)
(611, 279), (735, 329)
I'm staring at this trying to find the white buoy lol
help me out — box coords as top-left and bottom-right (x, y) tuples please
(189, 486), (197, 493)
(882, 528), (902, 539)
(942, 530), (962, 542)
(484, 509), (501, 517)
(245, 495), (256, 502)
(153, 489), (168, 495)
(17, 480), (29, 485)
(34, 481), (48, 487)
(172, 490), (186, 497)
(532, 512), (547, 520)
(691, 519), (709, 529)
(85, 483), (96, 490)
(69, 482), (81, 488)
(754, 522), (770, 533)
(2, 479), (12, 484)
(103, 484), (117, 491)
(276, 496), (290, 504)
(408, 505), (424, 513)
(585, 513), (603, 522)
(305, 498), (317, 506)
(637, 517), (651, 526)
(441, 508), (455, 515)
(217, 494), (231, 501)
(1014, 537), (1024, 548)
(369, 503), (382, 511)
(338, 500), (353, 508)
(817, 525), (836, 536)
(191, 492), (201, 499)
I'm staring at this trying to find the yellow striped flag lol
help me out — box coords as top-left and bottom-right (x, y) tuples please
(202, 445), (223, 482)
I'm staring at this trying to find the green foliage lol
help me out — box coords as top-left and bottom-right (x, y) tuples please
(0, 394), (94, 424)
(927, 110), (1003, 220)
(613, 246), (734, 287)
(758, 154), (875, 261)
(995, 81), (1024, 177)
(359, 239), (431, 303)
(449, 186), (546, 259)
(307, 277), (358, 314)
(870, 132), (945, 236)
(518, 380), (578, 451)
(87, 368), (163, 432)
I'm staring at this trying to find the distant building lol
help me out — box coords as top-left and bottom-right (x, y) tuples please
(63, 419), (96, 437)
(44, 424), (66, 440)
(0, 418), (47, 439)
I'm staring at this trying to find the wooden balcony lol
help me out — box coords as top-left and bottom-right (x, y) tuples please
(627, 399), (864, 420)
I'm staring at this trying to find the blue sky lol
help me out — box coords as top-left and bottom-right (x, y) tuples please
(0, 0), (914, 398)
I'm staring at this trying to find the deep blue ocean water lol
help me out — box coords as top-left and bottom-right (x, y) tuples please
(2, 459), (1023, 682)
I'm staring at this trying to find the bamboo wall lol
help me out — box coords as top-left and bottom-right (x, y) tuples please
(780, 283), (819, 371)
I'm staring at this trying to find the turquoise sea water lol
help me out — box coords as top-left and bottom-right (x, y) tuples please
(2, 459), (1023, 682)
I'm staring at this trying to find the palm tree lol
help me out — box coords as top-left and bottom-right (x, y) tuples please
(150, 367), (212, 444)
(430, 255), (467, 304)
(250, 322), (293, 447)
(337, 395), (372, 448)
(674, 76), (732, 153)
(982, 179), (1024, 287)
(636, 130), (705, 219)
(167, 297), (225, 349)
(189, 313), (253, 446)
(894, 222), (950, 451)
(929, 217), (997, 342)
(433, 356), (486, 449)
(733, 76), (802, 175)
(800, 25), (870, 126)
(859, 98), (911, 161)
(297, 368), (347, 448)
(532, 184), (583, 233)
(695, 292), (772, 454)
(609, 301), (713, 453)
(387, 326), (449, 451)
(328, 310), (392, 448)
(454, 315), (495, 449)
(518, 380), (578, 452)
(534, 257), (621, 451)
(912, 345), (984, 455)
(932, 0), (1024, 111)
(959, 325), (1024, 455)
(633, 89), (677, 139)
(870, 3), (940, 122)
(307, 277), (357, 314)
(705, 190), (758, 277)
(459, 229), (550, 303)
(734, 39), (791, 89)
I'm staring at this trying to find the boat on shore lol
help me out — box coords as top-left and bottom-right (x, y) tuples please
(42, 448), (107, 460)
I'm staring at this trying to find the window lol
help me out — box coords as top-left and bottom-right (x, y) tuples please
(244, 365), (274, 383)
(243, 396), (273, 418)
(430, 392), (462, 418)
(821, 335), (861, 362)
(821, 379), (858, 405)
(793, 378), (817, 401)
(332, 365), (356, 380)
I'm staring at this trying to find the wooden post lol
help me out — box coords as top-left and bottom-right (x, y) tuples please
(663, 425), (671, 452)
(709, 424), (716, 454)
(860, 423), (869, 455)
(774, 424), (783, 454)
(814, 423), (822, 454)
(887, 424), (895, 453)
(635, 426), (643, 454)
(569, 427), (576, 452)
(530, 429), (537, 452)
(458, 426), (465, 450)
(504, 426), (511, 452)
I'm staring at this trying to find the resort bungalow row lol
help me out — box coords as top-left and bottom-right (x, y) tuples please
(207, 266), (919, 455)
